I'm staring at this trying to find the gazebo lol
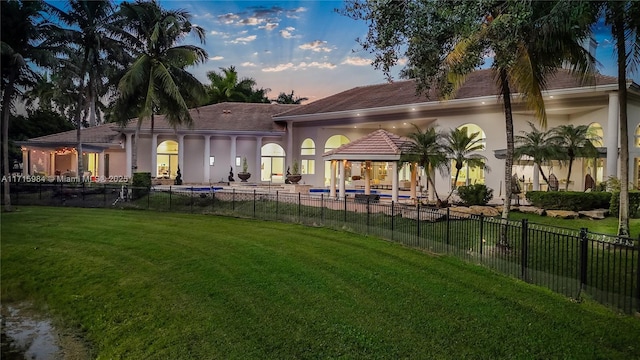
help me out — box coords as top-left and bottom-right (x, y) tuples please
(323, 129), (415, 202)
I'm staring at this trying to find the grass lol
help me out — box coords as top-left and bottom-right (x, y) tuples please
(2, 207), (640, 359)
(509, 211), (640, 238)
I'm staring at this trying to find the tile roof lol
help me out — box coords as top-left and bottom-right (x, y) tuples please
(28, 122), (121, 144)
(275, 68), (619, 117)
(324, 129), (410, 159)
(121, 102), (297, 132)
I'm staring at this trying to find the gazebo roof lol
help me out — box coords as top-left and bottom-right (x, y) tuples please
(323, 129), (410, 161)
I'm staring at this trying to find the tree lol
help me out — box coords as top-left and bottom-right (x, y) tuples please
(602, 1), (640, 237)
(401, 125), (448, 203)
(23, 72), (56, 111)
(46, 0), (126, 176)
(443, 127), (488, 201)
(1, 0), (57, 212)
(343, 0), (597, 226)
(275, 90), (308, 104)
(205, 66), (269, 104)
(113, 0), (208, 174)
(514, 122), (563, 189)
(551, 124), (599, 191)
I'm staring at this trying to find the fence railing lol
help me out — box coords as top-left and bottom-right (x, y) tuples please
(4, 182), (639, 315)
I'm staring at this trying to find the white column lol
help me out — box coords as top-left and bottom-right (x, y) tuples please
(125, 133), (132, 178)
(230, 135), (237, 169)
(606, 92), (619, 179)
(330, 160), (337, 198)
(533, 164), (540, 191)
(203, 135), (211, 184)
(339, 160), (346, 199)
(255, 136), (262, 181)
(99, 152), (105, 178)
(151, 134), (158, 178)
(22, 149), (28, 176)
(178, 134), (185, 175)
(287, 121), (293, 170)
(71, 150), (78, 175)
(50, 152), (55, 175)
(364, 161), (371, 195)
(391, 161), (399, 203)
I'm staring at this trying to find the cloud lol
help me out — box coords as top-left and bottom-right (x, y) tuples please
(280, 30), (293, 39)
(241, 62), (257, 67)
(260, 22), (279, 31)
(342, 56), (371, 66)
(218, 13), (239, 24)
(261, 61), (336, 72)
(285, 7), (307, 18)
(209, 56), (224, 61)
(299, 40), (332, 53)
(263, 63), (295, 72)
(229, 35), (257, 44)
(239, 17), (265, 26)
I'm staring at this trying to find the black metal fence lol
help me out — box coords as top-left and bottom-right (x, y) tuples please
(4, 182), (639, 315)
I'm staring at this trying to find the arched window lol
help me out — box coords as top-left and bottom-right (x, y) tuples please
(300, 138), (316, 174)
(457, 123), (486, 150)
(634, 125), (640, 148)
(261, 143), (285, 182)
(588, 122), (604, 147)
(451, 124), (486, 187)
(324, 135), (350, 185)
(157, 140), (178, 179)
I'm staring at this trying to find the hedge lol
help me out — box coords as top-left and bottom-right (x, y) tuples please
(524, 191), (611, 211)
(609, 191), (640, 218)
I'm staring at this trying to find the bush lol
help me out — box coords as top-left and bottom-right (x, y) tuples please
(132, 172), (151, 200)
(525, 191), (611, 211)
(609, 191), (640, 218)
(457, 184), (493, 206)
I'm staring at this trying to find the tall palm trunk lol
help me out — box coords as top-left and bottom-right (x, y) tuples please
(446, 162), (464, 201)
(132, 118), (142, 175)
(613, 5), (630, 236)
(537, 163), (550, 187)
(565, 156), (575, 191)
(500, 69), (515, 247)
(410, 163), (417, 201)
(74, 55), (89, 177)
(2, 70), (17, 212)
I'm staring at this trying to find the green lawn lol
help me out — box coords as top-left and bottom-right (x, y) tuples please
(2, 207), (639, 359)
(509, 211), (640, 237)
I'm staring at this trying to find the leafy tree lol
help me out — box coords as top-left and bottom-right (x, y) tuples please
(275, 90), (308, 104)
(1, 0), (57, 211)
(342, 0), (597, 227)
(601, 1), (640, 237)
(551, 124), (600, 191)
(401, 125), (448, 203)
(205, 66), (269, 104)
(113, 0), (208, 174)
(443, 126), (488, 201)
(514, 122), (563, 189)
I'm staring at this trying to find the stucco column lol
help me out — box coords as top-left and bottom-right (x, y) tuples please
(339, 160), (346, 199)
(99, 151), (105, 178)
(22, 149), (28, 176)
(287, 121), (293, 170)
(71, 150), (78, 175)
(606, 92), (619, 179)
(364, 161), (371, 195)
(255, 136), (263, 181)
(151, 134), (158, 178)
(533, 164), (540, 191)
(391, 161), (399, 203)
(125, 133), (132, 178)
(203, 135), (211, 184)
(50, 152), (55, 176)
(330, 160), (337, 198)
(178, 135), (185, 176)
(230, 135), (237, 169)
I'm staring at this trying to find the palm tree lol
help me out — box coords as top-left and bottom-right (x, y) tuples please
(206, 66), (257, 104)
(113, 0), (208, 174)
(1, 0), (57, 212)
(602, 1), (640, 237)
(552, 124), (600, 191)
(401, 125), (448, 203)
(514, 122), (564, 189)
(443, 127), (488, 201)
(23, 72), (56, 111)
(275, 90), (308, 104)
(46, 0), (126, 175)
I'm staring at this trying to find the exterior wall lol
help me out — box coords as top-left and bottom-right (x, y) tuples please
(184, 136), (204, 184)
(211, 136), (232, 182)
(628, 98), (640, 188)
(136, 136), (152, 174)
(106, 150), (127, 178)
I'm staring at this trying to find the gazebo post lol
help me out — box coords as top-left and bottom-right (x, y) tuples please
(339, 160), (346, 199)
(330, 160), (337, 198)
(364, 161), (371, 195)
(391, 161), (399, 203)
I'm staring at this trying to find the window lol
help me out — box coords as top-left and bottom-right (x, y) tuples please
(301, 138), (315, 155)
(301, 159), (315, 174)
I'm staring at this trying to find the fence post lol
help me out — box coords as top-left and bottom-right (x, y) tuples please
(253, 190), (256, 218)
(391, 201), (395, 242)
(446, 208), (450, 248)
(298, 192), (301, 223)
(232, 188), (235, 211)
(147, 185), (151, 209)
(636, 236), (640, 314)
(579, 228), (588, 292)
(191, 187), (194, 213)
(479, 214), (484, 256)
(82, 182), (85, 204)
(169, 186), (172, 211)
(39, 182), (42, 200)
(521, 219), (529, 282)
(366, 197), (370, 234)
(276, 191), (279, 219)
(321, 193), (324, 222)
(417, 202), (421, 240)
(344, 195), (347, 223)
(212, 190), (216, 211)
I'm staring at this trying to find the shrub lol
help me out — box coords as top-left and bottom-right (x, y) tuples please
(609, 191), (640, 218)
(525, 191), (611, 211)
(457, 184), (493, 206)
(132, 172), (151, 199)
(174, 166), (183, 185)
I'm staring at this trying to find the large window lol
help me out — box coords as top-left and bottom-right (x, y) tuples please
(261, 143), (285, 182)
(300, 138), (316, 174)
(589, 122), (604, 147)
(157, 140), (178, 179)
(450, 124), (486, 187)
(324, 135), (350, 185)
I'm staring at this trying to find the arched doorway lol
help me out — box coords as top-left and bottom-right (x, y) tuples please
(261, 143), (286, 182)
(157, 140), (178, 179)
(451, 124), (486, 187)
(324, 135), (350, 186)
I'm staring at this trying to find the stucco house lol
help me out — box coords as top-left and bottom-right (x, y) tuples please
(18, 68), (640, 202)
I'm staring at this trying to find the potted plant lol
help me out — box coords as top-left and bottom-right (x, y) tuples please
(237, 157), (251, 182)
(286, 159), (302, 184)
